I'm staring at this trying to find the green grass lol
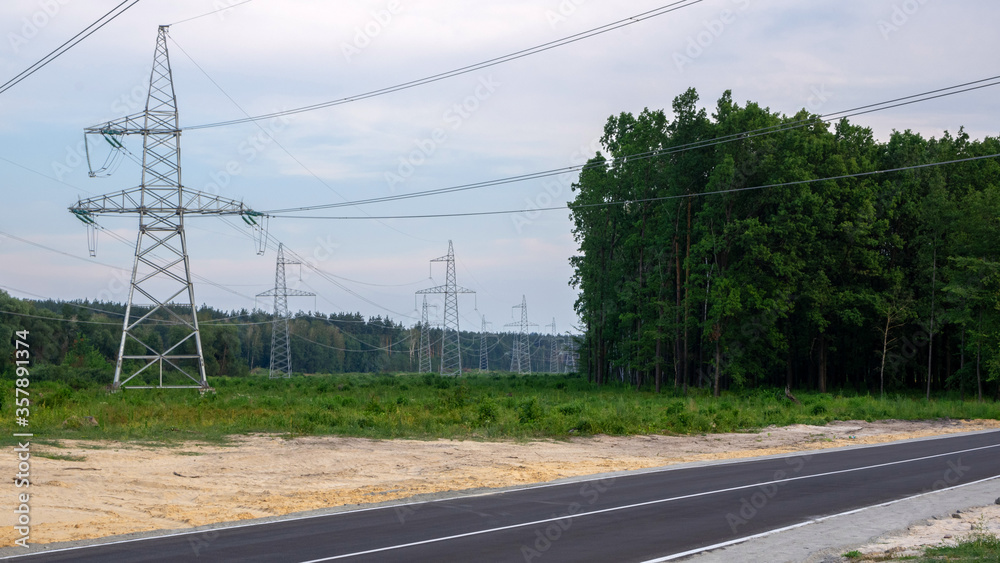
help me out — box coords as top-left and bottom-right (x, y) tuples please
(920, 518), (1000, 562)
(1, 372), (997, 445)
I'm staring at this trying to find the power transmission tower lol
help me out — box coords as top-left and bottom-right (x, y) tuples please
(257, 244), (314, 378)
(506, 295), (535, 374)
(418, 296), (438, 374)
(563, 334), (578, 373)
(545, 318), (560, 374)
(69, 26), (265, 391)
(416, 241), (474, 376)
(479, 315), (491, 372)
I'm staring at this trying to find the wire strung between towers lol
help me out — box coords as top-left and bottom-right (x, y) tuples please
(0, 0), (143, 95)
(262, 73), (1000, 216)
(265, 152), (1000, 220)
(183, 0), (704, 130)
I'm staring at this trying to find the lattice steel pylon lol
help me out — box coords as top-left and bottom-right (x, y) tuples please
(257, 244), (314, 378)
(416, 241), (474, 376)
(68, 26), (265, 390)
(563, 333), (578, 373)
(418, 296), (437, 374)
(505, 295), (535, 374)
(545, 318), (560, 374)
(478, 315), (491, 372)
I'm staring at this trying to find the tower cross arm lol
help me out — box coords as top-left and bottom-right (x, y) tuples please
(416, 285), (475, 295)
(85, 112), (179, 136)
(257, 289), (315, 297)
(69, 187), (264, 217)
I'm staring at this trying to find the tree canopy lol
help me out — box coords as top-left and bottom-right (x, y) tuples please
(569, 88), (1000, 398)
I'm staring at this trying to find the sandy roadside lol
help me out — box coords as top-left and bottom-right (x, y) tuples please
(844, 503), (1000, 561)
(2, 418), (997, 545)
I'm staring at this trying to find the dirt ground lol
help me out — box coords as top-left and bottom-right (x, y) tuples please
(3, 419), (998, 546)
(846, 503), (1000, 561)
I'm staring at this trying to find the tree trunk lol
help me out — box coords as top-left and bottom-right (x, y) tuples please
(674, 237), (682, 389)
(880, 312), (890, 399)
(926, 245), (936, 400)
(976, 310), (983, 402)
(818, 335), (828, 393)
(713, 335), (721, 397)
(654, 337), (662, 393)
(682, 199), (692, 392)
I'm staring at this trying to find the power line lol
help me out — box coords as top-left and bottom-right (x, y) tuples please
(0, 309), (122, 326)
(184, 0), (704, 130)
(266, 152), (1000, 220)
(170, 0), (256, 26)
(263, 74), (1000, 216)
(0, 0), (143, 95)
(169, 35), (435, 244)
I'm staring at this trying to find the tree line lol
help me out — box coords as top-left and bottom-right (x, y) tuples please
(0, 291), (566, 383)
(569, 88), (1000, 399)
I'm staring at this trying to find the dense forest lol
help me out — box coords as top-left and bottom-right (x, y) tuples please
(0, 291), (569, 383)
(569, 88), (1000, 399)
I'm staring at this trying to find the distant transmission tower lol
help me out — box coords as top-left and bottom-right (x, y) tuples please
(545, 318), (560, 374)
(69, 26), (265, 391)
(416, 241), (474, 376)
(257, 244), (314, 378)
(506, 295), (535, 374)
(563, 334), (578, 373)
(418, 296), (438, 374)
(478, 315), (491, 372)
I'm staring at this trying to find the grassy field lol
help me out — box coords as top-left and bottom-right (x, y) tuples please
(2, 372), (998, 445)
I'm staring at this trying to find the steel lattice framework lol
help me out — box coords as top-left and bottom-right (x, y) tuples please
(545, 318), (560, 374)
(478, 315), (491, 372)
(418, 296), (435, 373)
(416, 241), (474, 376)
(68, 26), (264, 390)
(506, 295), (535, 375)
(257, 244), (314, 378)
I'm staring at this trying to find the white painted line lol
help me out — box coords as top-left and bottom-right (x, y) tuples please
(297, 442), (1000, 561)
(639, 474), (1000, 562)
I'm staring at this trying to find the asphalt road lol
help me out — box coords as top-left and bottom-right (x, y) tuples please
(8, 430), (1000, 563)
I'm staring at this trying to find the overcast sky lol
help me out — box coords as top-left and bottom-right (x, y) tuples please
(1, 0), (998, 336)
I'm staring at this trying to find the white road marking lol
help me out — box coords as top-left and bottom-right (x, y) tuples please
(298, 442), (1000, 561)
(640, 474), (1000, 562)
